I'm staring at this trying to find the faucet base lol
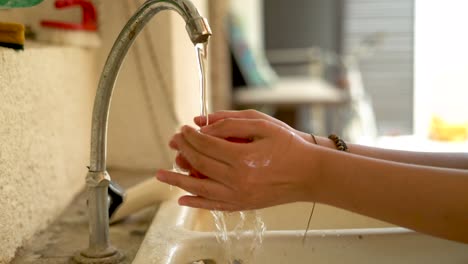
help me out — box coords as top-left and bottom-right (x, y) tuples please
(73, 247), (124, 264)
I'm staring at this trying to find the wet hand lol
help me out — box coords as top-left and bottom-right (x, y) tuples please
(156, 118), (320, 211)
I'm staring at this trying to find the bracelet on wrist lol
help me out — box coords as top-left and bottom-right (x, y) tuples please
(328, 134), (349, 152)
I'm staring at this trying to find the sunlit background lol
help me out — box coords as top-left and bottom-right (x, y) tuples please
(230, 0), (468, 152)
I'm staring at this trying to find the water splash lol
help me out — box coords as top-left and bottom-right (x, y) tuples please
(211, 211), (266, 263)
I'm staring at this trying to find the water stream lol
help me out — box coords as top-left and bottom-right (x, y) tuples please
(195, 42), (266, 264)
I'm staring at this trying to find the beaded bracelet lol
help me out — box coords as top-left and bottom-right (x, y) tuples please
(328, 134), (349, 152)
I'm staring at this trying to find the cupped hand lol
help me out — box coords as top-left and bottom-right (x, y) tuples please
(173, 109), (311, 173)
(156, 118), (321, 211)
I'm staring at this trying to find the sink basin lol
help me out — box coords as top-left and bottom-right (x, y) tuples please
(186, 202), (392, 231)
(133, 190), (468, 264)
(161, 231), (467, 264)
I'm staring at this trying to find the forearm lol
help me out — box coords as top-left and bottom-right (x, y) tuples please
(314, 148), (468, 243)
(307, 134), (468, 170)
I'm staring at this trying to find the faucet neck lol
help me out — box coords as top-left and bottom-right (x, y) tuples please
(78, 1), (211, 262)
(89, 0), (211, 172)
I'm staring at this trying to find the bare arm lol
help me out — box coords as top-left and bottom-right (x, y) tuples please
(313, 147), (468, 243)
(195, 110), (468, 170)
(189, 110), (468, 243)
(160, 114), (468, 244)
(312, 135), (468, 170)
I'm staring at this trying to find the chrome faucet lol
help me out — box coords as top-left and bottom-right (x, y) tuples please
(74, 1), (211, 263)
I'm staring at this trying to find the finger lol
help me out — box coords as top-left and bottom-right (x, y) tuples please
(169, 134), (180, 150)
(156, 170), (229, 200)
(175, 153), (192, 171)
(173, 132), (233, 184)
(181, 125), (239, 164)
(194, 109), (264, 127)
(200, 118), (279, 140)
(178, 195), (238, 211)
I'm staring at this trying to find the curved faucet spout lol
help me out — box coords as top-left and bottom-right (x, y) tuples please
(76, 0), (211, 262)
(90, 0), (211, 172)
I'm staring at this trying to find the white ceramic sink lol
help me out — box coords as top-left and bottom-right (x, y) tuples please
(187, 202), (392, 231)
(132, 189), (468, 264)
(148, 231), (467, 264)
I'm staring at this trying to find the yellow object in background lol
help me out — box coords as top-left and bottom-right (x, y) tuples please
(0, 22), (25, 50)
(429, 116), (468, 142)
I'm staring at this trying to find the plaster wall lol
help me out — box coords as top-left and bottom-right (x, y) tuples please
(0, 0), (210, 262)
(0, 46), (97, 263)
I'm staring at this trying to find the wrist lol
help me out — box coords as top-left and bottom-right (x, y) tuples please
(296, 130), (313, 142)
(301, 132), (337, 150)
(303, 135), (343, 204)
(315, 136), (336, 149)
(312, 148), (335, 204)
(296, 142), (327, 203)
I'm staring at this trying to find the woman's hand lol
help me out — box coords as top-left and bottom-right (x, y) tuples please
(156, 118), (321, 211)
(172, 109), (313, 174)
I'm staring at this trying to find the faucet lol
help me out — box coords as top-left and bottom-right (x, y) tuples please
(73, 0), (211, 263)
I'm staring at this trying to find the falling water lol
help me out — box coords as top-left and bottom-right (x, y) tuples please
(195, 42), (265, 263)
(195, 42), (209, 126)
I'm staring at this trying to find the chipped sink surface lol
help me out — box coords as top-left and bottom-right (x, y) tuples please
(10, 171), (159, 264)
(133, 194), (468, 264)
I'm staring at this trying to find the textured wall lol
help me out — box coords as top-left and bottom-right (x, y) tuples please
(0, 0), (213, 261)
(0, 46), (97, 263)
